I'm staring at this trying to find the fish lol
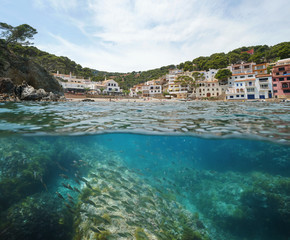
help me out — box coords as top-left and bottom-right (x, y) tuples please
(74, 178), (81, 185)
(67, 193), (73, 199)
(98, 198), (108, 205)
(56, 162), (68, 172)
(73, 187), (81, 193)
(90, 172), (98, 178)
(61, 183), (69, 189)
(85, 214), (110, 224)
(56, 191), (65, 200)
(126, 220), (136, 226)
(59, 174), (69, 179)
(106, 207), (116, 212)
(109, 215), (123, 219)
(117, 232), (132, 238)
(42, 183), (48, 191)
(65, 202), (73, 209)
(85, 182), (93, 189)
(90, 226), (101, 233)
(84, 199), (96, 207)
(68, 198), (74, 205)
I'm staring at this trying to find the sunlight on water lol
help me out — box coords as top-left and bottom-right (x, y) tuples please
(0, 102), (289, 240)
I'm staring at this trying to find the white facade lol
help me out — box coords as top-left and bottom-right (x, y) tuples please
(256, 75), (273, 99)
(226, 73), (256, 100)
(198, 69), (218, 81)
(100, 80), (121, 94)
(195, 80), (227, 98)
(226, 72), (272, 100)
(230, 62), (255, 75)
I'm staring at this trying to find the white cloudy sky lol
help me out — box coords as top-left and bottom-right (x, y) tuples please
(1, 0), (289, 72)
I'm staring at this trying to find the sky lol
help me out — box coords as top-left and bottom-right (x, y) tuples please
(0, 0), (289, 72)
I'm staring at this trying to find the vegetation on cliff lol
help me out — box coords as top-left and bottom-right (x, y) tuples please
(180, 42), (290, 71)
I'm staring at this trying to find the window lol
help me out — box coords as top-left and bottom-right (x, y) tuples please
(279, 78), (284, 81)
(282, 83), (288, 88)
(241, 95), (244, 97)
(249, 82), (252, 86)
(237, 95), (240, 97)
(276, 73), (280, 75)
(273, 79), (277, 82)
(236, 84), (239, 87)
(240, 83), (243, 86)
(240, 76), (245, 79)
(287, 77), (290, 80)
(273, 84), (277, 87)
(274, 90), (277, 93)
(235, 77), (238, 79)
(278, 67), (285, 71)
(230, 96), (234, 98)
(244, 65), (250, 69)
(248, 75), (253, 77)
(283, 90), (290, 93)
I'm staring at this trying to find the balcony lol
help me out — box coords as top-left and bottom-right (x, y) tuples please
(282, 83), (290, 89)
(260, 85), (269, 90)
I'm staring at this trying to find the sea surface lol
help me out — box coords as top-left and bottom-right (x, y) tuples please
(0, 101), (289, 240)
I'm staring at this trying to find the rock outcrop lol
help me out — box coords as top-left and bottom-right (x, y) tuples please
(0, 40), (63, 95)
(0, 78), (65, 101)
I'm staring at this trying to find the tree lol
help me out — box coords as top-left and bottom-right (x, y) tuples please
(122, 89), (130, 95)
(99, 87), (105, 95)
(175, 74), (199, 93)
(215, 69), (232, 85)
(0, 22), (37, 46)
(228, 52), (241, 64)
(240, 52), (251, 62)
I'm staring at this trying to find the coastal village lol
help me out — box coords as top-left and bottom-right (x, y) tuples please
(55, 57), (290, 101)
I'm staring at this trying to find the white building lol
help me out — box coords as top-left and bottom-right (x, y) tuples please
(102, 79), (121, 95)
(229, 62), (255, 75)
(195, 80), (227, 98)
(226, 73), (256, 100)
(256, 74), (273, 99)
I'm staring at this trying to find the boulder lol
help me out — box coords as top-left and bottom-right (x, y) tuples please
(0, 78), (15, 94)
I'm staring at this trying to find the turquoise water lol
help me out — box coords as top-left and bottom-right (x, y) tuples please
(0, 102), (289, 240)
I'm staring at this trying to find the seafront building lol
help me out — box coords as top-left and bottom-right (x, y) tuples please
(195, 79), (227, 98)
(226, 72), (256, 100)
(226, 62), (273, 100)
(54, 72), (122, 95)
(53, 72), (90, 93)
(271, 58), (290, 99)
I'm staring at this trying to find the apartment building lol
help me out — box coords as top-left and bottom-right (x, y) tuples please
(272, 58), (290, 99)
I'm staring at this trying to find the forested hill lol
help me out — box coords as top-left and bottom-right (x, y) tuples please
(179, 42), (290, 71)
(8, 42), (290, 90)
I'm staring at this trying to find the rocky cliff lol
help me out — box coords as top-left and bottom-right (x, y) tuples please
(0, 40), (63, 94)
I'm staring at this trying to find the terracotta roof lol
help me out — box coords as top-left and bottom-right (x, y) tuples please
(235, 79), (255, 82)
(256, 74), (271, 77)
(232, 72), (254, 76)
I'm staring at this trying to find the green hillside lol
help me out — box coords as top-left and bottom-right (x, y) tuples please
(7, 41), (290, 90)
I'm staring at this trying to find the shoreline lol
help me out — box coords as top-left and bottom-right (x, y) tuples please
(65, 95), (286, 103)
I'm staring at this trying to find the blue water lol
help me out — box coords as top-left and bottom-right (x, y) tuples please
(0, 102), (289, 240)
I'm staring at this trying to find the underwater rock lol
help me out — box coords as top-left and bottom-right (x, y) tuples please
(0, 193), (73, 240)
